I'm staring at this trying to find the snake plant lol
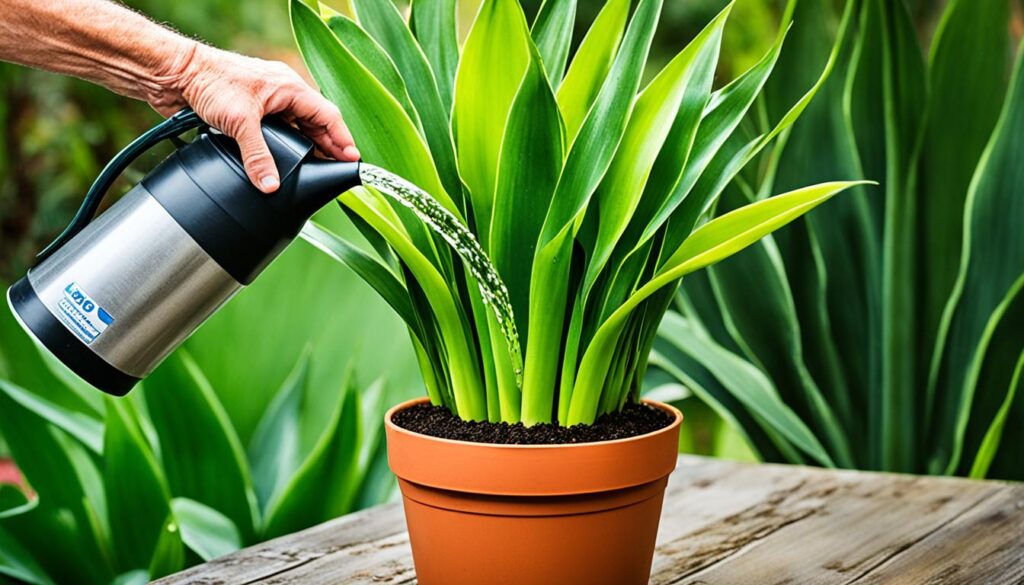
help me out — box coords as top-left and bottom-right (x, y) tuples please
(655, 0), (1023, 480)
(292, 0), (864, 426)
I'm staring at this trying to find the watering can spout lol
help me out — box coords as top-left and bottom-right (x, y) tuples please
(291, 159), (361, 218)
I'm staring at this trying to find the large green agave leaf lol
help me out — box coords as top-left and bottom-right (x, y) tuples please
(642, 31), (786, 248)
(556, 0), (629, 144)
(262, 379), (365, 538)
(916, 0), (1010, 391)
(0, 303), (102, 415)
(0, 381), (112, 584)
(351, 381), (395, 509)
(340, 189), (484, 419)
(538, 0), (662, 248)
(655, 313), (834, 467)
(0, 376), (102, 454)
(490, 24), (565, 347)
(0, 521), (51, 585)
(146, 513), (184, 579)
(602, 2), (724, 281)
(410, 0), (459, 112)
(351, 0), (462, 202)
(963, 293), (1024, 479)
(760, 0), (872, 453)
(453, 0), (531, 246)
(880, 0), (927, 473)
(531, 0), (577, 86)
(581, 4), (732, 300)
(663, 0), (855, 257)
(569, 181), (866, 424)
(837, 0), (925, 471)
(142, 351), (258, 544)
(927, 39), (1024, 475)
(301, 221), (419, 332)
(104, 398), (174, 573)
(246, 351), (309, 512)
(170, 498), (242, 562)
(291, 0), (454, 215)
(522, 0), (662, 425)
(705, 188), (853, 467)
(326, 14), (423, 132)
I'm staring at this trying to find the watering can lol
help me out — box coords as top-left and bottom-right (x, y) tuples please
(7, 108), (362, 395)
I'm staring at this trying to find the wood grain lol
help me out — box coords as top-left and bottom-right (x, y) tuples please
(156, 456), (1024, 585)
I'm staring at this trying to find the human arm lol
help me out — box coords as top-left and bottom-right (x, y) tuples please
(0, 0), (359, 192)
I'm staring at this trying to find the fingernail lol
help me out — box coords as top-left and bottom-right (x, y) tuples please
(260, 176), (280, 191)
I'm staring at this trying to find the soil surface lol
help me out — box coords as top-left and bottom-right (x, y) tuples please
(391, 402), (674, 445)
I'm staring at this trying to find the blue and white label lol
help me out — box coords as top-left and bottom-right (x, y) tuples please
(56, 282), (114, 345)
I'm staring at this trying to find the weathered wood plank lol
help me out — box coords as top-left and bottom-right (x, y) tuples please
(153, 503), (407, 584)
(664, 469), (1003, 585)
(852, 486), (1024, 585)
(158, 456), (1023, 585)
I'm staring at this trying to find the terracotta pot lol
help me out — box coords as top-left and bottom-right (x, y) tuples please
(385, 397), (682, 585)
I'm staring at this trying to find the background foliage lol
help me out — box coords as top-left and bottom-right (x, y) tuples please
(654, 0), (1024, 480)
(0, 304), (395, 583)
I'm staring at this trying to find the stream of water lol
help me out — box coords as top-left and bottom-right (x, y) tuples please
(359, 164), (524, 386)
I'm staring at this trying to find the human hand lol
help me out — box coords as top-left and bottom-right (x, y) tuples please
(151, 43), (359, 193)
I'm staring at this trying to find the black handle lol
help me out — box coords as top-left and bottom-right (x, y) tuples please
(34, 107), (206, 264)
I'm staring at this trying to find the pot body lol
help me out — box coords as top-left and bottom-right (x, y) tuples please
(385, 398), (682, 585)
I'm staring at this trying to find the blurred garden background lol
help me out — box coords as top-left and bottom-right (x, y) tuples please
(1, 0), (1023, 582)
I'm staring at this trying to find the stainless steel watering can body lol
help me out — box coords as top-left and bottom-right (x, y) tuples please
(12, 183), (241, 381)
(7, 108), (361, 395)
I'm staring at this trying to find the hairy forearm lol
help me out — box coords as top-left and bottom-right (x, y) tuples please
(0, 0), (196, 109)
(0, 0), (358, 191)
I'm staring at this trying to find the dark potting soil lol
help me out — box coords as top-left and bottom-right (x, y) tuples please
(391, 402), (674, 445)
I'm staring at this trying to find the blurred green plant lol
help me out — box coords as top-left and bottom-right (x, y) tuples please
(654, 0), (1024, 480)
(0, 299), (393, 584)
(641, 371), (757, 461)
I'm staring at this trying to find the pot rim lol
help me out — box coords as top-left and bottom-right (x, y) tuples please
(385, 397), (682, 450)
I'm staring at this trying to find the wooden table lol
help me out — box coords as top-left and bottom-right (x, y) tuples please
(157, 455), (1024, 584)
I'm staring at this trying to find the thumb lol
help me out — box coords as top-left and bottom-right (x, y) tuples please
(232, 118), (279, 193)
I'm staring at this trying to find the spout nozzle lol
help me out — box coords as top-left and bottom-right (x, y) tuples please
(291, 160), (362, 219)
